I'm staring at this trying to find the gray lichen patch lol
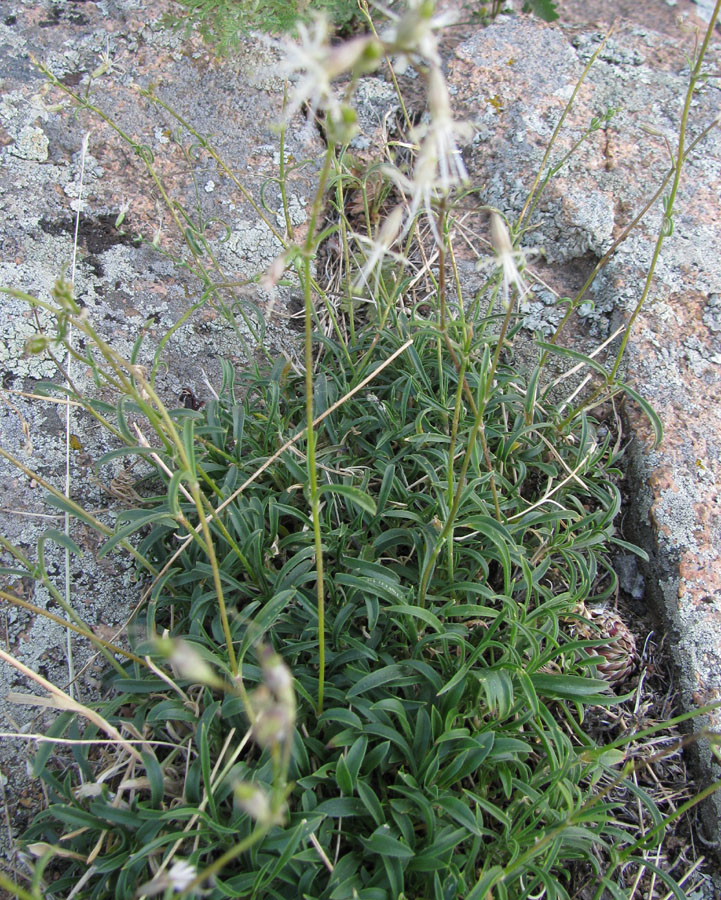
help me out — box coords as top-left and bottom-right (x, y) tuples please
(0, 259), (64, 380)
(520, 286), (567, 335)
(348, 77), (400, 154)
(531, 185), (615, 265)
(702, 292), (721, 333)
(8, 124), (49, 161)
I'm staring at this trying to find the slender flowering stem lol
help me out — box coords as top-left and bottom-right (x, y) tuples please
(517, 29), (613, 230)
(556, 0), (721, 429)
(609, 0), (721, 382)
(301, 146), (337, 715)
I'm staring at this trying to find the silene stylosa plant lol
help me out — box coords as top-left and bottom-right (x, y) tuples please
(268, 0), (479, 717)
(2, 0), (721, 897)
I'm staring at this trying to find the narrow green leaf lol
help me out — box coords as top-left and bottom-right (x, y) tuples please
(319, 483), (377, 516)
(476, 668), (514, 718)
(363, 740), (391, 775)
(318, 707), (363, 731)
(335, 572), (407, 604)
(97, 445), (161, 467)
(465, 865), (504, 900)
(345, 735), (367, 785)
(346, 665), (406, 698)
(437, 794), (483, 837)
(98, 510), (177, 558)
(356, 780), (384, 827)
(239, 589), (296, 656)
(260, 819), (311, 888)
(315, 798), (366, 817)
(536, 340), (610, 378)
(141, 750), (164, 808)
(530, 672), (611, 700)
(618, 381), (663, 448)
(610, 537), (649, 560)
(39, 528), (83, 557)
(166, 468), (187, 518)
(622, 858), (686, 900)
(182, 415), (197, 475)
(386, 603), (443, 633)
(376, 463), (396, 514)
(336, 754), (353, 796)
(362, 826), (414, 859)
(43, 493), (107, 530)
(32, 712), (73, 777)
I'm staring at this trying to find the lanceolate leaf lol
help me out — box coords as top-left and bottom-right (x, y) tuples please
(318, 482), (377, 516)
(618, 381), (664, 448)
(530, 672), (612, 702)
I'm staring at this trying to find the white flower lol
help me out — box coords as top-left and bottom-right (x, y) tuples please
(351, 205), (406, 292)
(384, 68), (471, 243)
(167, 860), (197, 892)
(380, 0), (457, 71)
(489, 212), (528, 309)
(279, 16), (334, 121)
(275, 18), (380, 127)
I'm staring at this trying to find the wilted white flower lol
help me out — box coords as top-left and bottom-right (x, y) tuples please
(384, 68), (471, 243)
(74, 782), (106, 800)
(151, 212), (163, 248)
(136, 859), (197, 896)
(351, 204), (407, 292)
(250, 685), (296, 747)
(168, 860), (197, 892)
(276, 18), (381, 128)
(114, 198), (131, 229)
(163, 637), (217, 686)
(489, 212), (528, 309)
(380, 0), (457, 71)
(424, 66), (472, 190)
(26, 841), (86, 861)
(260, 647), (294, 701)
(260, 253), (287, 291)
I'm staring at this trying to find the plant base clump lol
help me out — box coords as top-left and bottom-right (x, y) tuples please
(23, 312), (660, 899)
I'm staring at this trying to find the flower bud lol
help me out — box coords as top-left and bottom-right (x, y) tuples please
(234, 783), (274, 825)
(158, 636), (217, 686)
(51, 277), (78, 312)
(489, 212), (527, 309)
(325, 104), (359, 145)
(260, 648), (294, 702)
(25, 335), (51, 355)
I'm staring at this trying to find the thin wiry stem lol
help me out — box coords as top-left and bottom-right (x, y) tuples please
(559, 2), (721, 427)
(301, 146), (337, 715)
(517, 28), (613, 230)
(63, 130), (92, 701)
(609, 0), (721, 381)
(419, 286), (517, 607)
